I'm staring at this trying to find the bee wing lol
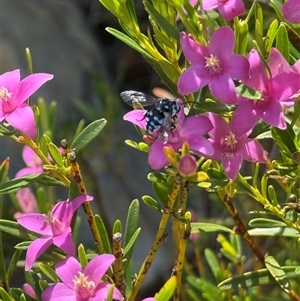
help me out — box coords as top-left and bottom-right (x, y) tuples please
(120, 90), (158, 108)
(158, 115), (173, 142)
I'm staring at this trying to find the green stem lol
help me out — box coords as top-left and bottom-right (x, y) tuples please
(128, 179), (181, 301)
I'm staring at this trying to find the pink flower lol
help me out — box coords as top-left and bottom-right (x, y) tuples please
(0, 69), (53, 139)
(178, 27), (249, 105)
(232, 49), (300, 135)
(269, 47), (300, 76)
(202, 0), (245, 20)
(178, 154), (198, 177)
(282, 0), (300, 24)
(15, 145), (43, 178)
(205, 112), (267, 180)
(16, 195), (93, 270)
(124, 100), (214, 170)
(41, 255), (124, 301)
(23, 283), (36, 299)
(14, 188), (38, 219)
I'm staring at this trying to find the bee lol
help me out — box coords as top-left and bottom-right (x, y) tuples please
(120, 90), (181, 142)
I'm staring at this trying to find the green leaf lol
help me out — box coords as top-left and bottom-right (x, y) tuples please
(265, 19), (278, 53)
(71, 119), (107, 152)
(153, 182), (169, 205)
(141, 195), (161, 212)
(26, 271), (43, 301)
(78, 244), (88, 268)
(6, 249), (22, 281)
(113, 220), (122, 234)
(144, 1), (179, 40)
(123, 228), (141, 259)
(248, 218), (287, 228)
(106, 27), (152, 59)
(191, 222), (233, 233)
(204, 249), (222, 283)
(271, 123), (297, 156)
(0, 287), (14, 301)
(0, 174), (43, 194)
(265, 256), (292, 292)
(14, 241), (31, 250)
(39, 262), (59, 283)
(0, 219), (39, 240)
(248, 227), (300, 237)
(36, 175), (65, 187)
(123, 200), (139, 270)
(186, 276), (223, 299)
(155, 276), (176, 301)
(276, 23), (290, 62)
(218, 266), (299, 290)
(0, 158), (10, 183)
(148, 172), (168, 183)
(94, 214), (111, 254)
(235, 84), (261, 99)
(48, 142), (63, 167)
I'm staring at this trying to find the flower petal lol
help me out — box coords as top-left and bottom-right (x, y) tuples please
(282, 0), (300, 24)
(178, 65), (211, 94)
(56, 256), (82, 288)
(22, 145), (40, 166)
(52, 227), (75, 255)
(209, 27), (234, 59)
(180, 32), (208, 65)
(261, 98), (286, 129)
(6, 105), (36, 139)
(269, 48), (291, 75)
(271, 72), (300, 101)
(209, 73), (238, 104)
(244, 49), (268, 90)
(231, 99), (260, 137)
(218, 0), (245, 20)
(85, 254), (115, 284)
(148, 140), (169, 170)
(63, 195), (93, 224)
(123, 110), (146, 130)
(91, 283), (124, 301)
(25, 237), (52, 271)
(189, 136), (214, 156)
(15, 167), (42, 178)
(17, 213), (51, 235)
(181, 115), (213, 137)
(14, 73), (53, 105)
(202, 0), (219, 9)
(0, 69), (20, 94)
(205, 112), (230, 142)
(41, 283), (76, 301)
(226, 54), (250, 80)
(221, 152), (243, 180)
(239, 139), (267, 163)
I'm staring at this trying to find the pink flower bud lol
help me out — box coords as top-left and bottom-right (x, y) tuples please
(178, 154), (197, 177)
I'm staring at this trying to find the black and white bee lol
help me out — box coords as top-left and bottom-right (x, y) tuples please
(120, 90), (181, 142)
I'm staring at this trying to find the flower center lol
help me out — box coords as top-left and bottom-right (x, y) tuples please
(73, 272), (95, 300)
(223, 131), (237, 152)
(0, 87), (15, 113)
(43, 212), (65, 236)
(204, 54), (222, 75)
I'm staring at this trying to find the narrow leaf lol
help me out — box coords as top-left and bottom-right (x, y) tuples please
(265, 256), (291, 292)
(191, 222), (233, 233)
(248, 227), (299, 237)
(142, 195), (161, 212)
(94, 214), (111, 254)
(249, 218), (287, 228)
(71, 119), (107, 152)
